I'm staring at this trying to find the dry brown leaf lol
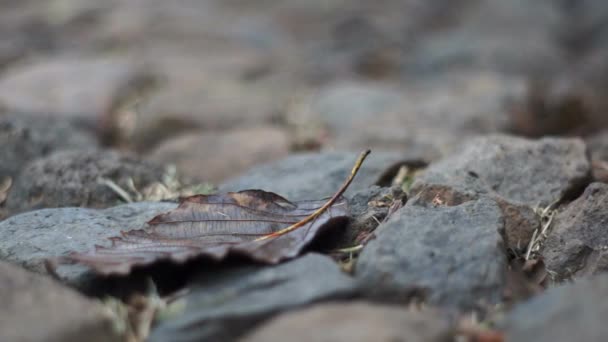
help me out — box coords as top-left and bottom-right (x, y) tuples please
(64, 150), (370, 275)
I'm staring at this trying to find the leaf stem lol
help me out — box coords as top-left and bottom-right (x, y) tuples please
(254, 149), (371, 241)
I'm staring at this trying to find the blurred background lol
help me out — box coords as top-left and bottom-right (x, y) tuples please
(1, 0), (607, 184)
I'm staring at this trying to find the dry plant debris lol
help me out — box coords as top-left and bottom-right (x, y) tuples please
(63, 150), (370, 275)
(101, 164), (215, 203)
(525, 201), (558, 261)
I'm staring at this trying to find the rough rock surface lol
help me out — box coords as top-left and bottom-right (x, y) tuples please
(0, 261), (121, 342)
(149, 254), (356, 342)
(495, 198), (540, 253)
(411, 135), (591, 208)
(0, 201), (176, 286)
(505, 274), (608, 342)
(242, 302), (452, 342)
(147, 126), (290, 183)
(325, 185), (407, 249)
(409, 186), (541, 254)
(0, 112), (98, 180)
(356, 197), (506, 310)
(6, 149), (166, 214)
(542, 183), (608, 281)
(221, 151), (408, 201)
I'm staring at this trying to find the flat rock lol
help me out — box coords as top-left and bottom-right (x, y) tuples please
(0, 55), (151, 122)
(355, 197), (506, 310)
(133, 76), (287, 150)
(0, 260), (121, 342)
(411, 135), (591, 208)
(88, 0), (295, 150)
(149, 253), (356, 342)
(221, 151), (407, 201)
(0, 112), (98, 180)
(286, 73), (525, 154)
(405, 0), (564, 77)
(6, 149), (166, 214)
(147, 126), (290, 183)
(505, 274), (608, 342)
(0, 201), (176, 286)
(130, 53), (289, 151)
(542, 183), (608, 281)
(286, 81), (406, 151)
(242, 302), (452, 342)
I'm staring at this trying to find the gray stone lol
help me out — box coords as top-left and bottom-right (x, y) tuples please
(221, 151), (407, 201)
(348, 186), (391, 218)
(286, 74), (524, 155)
(285, 82), (405, 151)
(133, 69), (285, 149)
(146, 126), (290, 183)
(0, 55), (151, 121)
(242, 302), (452, 342)
(327, 185), (407, 249)
(411, 135), (591, 208)
(0, 201), (176, 285)
(0, 260), (122, 342)
(128, 44), (287, 151)
(0, 112), (97, 180)
(6, 149), (166, 214)
(542, 183), (608, 281)
(505, 274), (608, 342)
(149, 253), (356, 342)
(405, 0), (564, 77)
(495, 198), (540, 253)
(408, 185), (540, 254)
(556, 0), (608, 54)
(356, 197), (506, 310)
